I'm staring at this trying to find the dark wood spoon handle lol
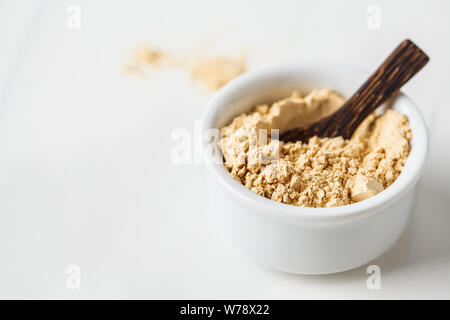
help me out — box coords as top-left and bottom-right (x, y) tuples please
(281, 39), (429, 142)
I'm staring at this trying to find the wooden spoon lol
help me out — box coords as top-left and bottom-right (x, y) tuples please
(280, 39), (429, 143)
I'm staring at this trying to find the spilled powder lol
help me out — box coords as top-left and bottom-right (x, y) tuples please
(219, 89), (412, 208)
(122, 46), (175, 75)
(190, 56), (246, 90)
(123, 46), (246, 90)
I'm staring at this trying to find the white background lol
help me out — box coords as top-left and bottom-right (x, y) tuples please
(0, 0), (449, 299)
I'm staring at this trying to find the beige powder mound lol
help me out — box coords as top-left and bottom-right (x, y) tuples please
(123, 46), (246, 90)
(190, 56), (246, 90)
(122, 46), (174, 75)
(219, 89), (412, 208)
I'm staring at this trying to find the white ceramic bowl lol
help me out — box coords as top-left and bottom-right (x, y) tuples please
(201, 63), (428, 275)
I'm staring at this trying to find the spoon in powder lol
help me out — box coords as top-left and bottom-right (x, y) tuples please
(280, 39), (429, 143)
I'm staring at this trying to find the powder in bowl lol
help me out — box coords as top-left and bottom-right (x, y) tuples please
(219, 89), (412, 208)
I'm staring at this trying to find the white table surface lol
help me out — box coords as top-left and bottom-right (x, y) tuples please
(0, 0), (449, 299)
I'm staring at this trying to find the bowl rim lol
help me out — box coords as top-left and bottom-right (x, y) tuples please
(201, 62), (428, 224)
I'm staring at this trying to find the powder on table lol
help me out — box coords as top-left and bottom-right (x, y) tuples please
(123, 46), (246, 90)
(190, 56), (246, 90)
(219, 89), (412, 208)
(122, 45), (174, 75)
